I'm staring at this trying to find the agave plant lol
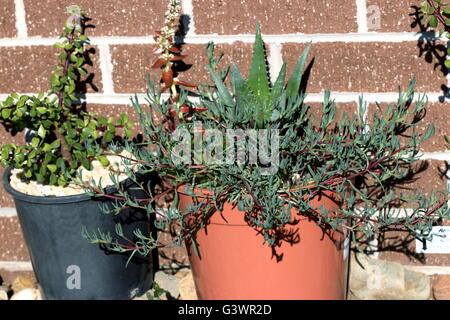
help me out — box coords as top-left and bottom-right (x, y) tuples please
(206, 23), (310, 129)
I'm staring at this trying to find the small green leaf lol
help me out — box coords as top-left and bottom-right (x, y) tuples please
(37, 125), (46, 138)
(31, 137), (40, 148)
(57, 177), (66, 186)
(1, 147), (9, 160)
(78, 68), (88, 76)
(120, 114), (129, 124)
(70, 53), (78, 63)
(98, 117), (108, 127)
(24, 170), (32, 178)
(124, 127), (132, 138)
(1, 108), (11, 119)
(103, 131), (114, 143)
(36, 173), (45, 184)
(286, 42), (311, 98)
(247, 22), (270, 104)
(96, 155), (110, 167)
(49, 173), (57, 185)
(429, 16), (439, 28)
(47, 164), (57, 173)
(36, 107), (47, 115)
(43, 143), (52, 152)
(81, 158), (91, 170)
(50, 75), (60, 86)
(50, 140), (61, 149)
(207, 65), (234, 107)
(271, 63), (287, 102)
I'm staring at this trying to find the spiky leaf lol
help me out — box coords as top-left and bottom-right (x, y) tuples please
(286, 42), (311, 98)
(247, 22), (270, 104)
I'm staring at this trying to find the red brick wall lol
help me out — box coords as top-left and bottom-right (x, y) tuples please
(1, 0), (450, 279)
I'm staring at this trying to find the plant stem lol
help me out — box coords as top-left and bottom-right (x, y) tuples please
(55, 30), (75, 164)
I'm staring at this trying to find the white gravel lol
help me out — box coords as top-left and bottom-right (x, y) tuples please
(9, 150), (138, 197)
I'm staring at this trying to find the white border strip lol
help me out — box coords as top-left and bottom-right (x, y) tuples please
(13, 0), (28, 38)
(98, 45), (115, 95)
(0, 261), (33, 271)
(356, 0), (368, 33)
(0, 32), (440, 47)
(0, 208), (17, 218)
(0, 91), (447, 105)
(181, 0), (196, 35)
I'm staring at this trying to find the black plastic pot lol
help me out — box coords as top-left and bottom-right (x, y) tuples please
(3, 167), (153, 300)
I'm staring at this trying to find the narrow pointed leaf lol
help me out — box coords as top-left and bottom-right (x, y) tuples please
(207, 65), (234, 107)
(271, 63), (287, 102)
(286, 42), (311, 98)
(247, 22), (270, 103)
(231, 62), (253, 99)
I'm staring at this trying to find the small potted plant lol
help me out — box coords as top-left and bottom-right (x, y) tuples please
(0, 6), (152, 300)
(83, 1), (450, 299)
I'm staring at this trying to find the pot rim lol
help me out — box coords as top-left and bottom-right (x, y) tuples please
(2, 166), (142, 204)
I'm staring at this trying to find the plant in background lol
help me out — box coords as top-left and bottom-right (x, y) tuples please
(419, 2), (450, 159)
(420, 0), (450, 67)
(82, 17), (450, 257)
(151, 0), (200, 124)
(0, 6), (133, 186)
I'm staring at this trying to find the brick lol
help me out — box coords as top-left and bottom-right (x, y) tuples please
(415, 102), (450, 152)
(0, 125), (25, 208)
(368, 102), (450, 152)
(0, 217), (30, 261)
(86, 104), (135, 121)
(0, 45), (102, 93)
(282, 42), (447, 93)
(308, 102), (357, 124)
(0, 270), (35, 287)
(366, 0), (422, 32)
(352, 160), (446, 209)
(111, 44), (159, 94)
(193, 0), (357, 34)
(0, 170), (15, 207)
(111, 42), (253, 93)
(24, 0), (169, 37)
(395, 160), (447, 198)
(0, 0), (17, 38)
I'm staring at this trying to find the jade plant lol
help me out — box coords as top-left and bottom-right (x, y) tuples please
(0, 6), (133, 186)
(420, 0), (450, 67)
(82, 11), (450, 257)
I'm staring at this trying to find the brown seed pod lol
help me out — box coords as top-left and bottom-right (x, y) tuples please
(161, 68), (174, 87)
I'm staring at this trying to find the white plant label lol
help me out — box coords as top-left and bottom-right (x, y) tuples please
(343, 236), (350, 261)
(416, 226), (450, 254)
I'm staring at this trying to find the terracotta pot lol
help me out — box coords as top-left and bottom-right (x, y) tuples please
(178, 187), (350, 300)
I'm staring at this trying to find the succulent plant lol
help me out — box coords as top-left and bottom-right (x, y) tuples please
(0, 6), (133, 186)
(82, 21), (450, 257)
